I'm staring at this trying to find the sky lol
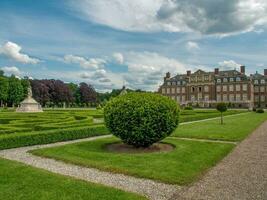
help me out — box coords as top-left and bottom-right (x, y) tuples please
(0, 0), (267, 92)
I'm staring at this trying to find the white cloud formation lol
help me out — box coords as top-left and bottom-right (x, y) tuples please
(0, 41), (40, 64)
(218, 60), (242, 70)
(186, 41), (200, 51)
(1, 66), (21, 76)
(69, 0), (267, 36)
(113, 52), (124, 64)
(123, 51), (186, 90)
(64, 54), (106, 70)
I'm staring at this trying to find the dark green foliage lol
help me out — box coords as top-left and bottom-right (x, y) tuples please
(8, 75), (24, 107)
(104, 93), (180, 147)
(0, 125), (109, 150)
(256, 108), (264, 113)
(216, 102), (228, 124)
(252, 107), (257, 112)
(184, 106), (193, 110)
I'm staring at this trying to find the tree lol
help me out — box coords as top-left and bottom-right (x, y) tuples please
(0, 76), (9, 107)
(8, 75), (24, 107)
(78, 83), (97, 106)
(21, 77), (30, 98)
(31, 80), (50, 107)
(216, 102), (227, 124)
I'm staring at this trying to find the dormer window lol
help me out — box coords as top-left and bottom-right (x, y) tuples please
(217, 79), (221, 83)
(254, 80), (259, 84)
(167, 82), (171, 85)
(261, 79), (265, 84)
(223, 78), (228, 82)
(236, 77), (241, 82)
(230, 77), (234, 82)
(172, 81), (176, 85)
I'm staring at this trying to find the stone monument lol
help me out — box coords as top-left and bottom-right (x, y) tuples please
(16, 86), (43, 112)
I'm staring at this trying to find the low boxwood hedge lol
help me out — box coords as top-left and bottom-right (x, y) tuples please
(0, 125), (109, 150)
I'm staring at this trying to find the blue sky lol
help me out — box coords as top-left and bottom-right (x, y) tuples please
(0, 0), (267, 91)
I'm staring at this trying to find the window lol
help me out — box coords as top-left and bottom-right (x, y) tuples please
(236, 84), (240, 91)
(242, 84), (247, 91)
(166, 88), (170, 94)
(254, 86), (259, 92)
(167, 82), (171, 85)
(236, 77), (241, 82)
(261, 79), (265, 84)
(217, 95), (221, 101)
(181, 87), (185, 93)
(217, 79), (221, 83)
(216, 85), (221, 92)
(229, 94), (235, 101)
(176, 96), (180, 102)
(171, 88), (176, 94)
(181, 95), (185, 102)
(198, 93), (202, 100)
(204, 76), (209, 81)
(182, 81), (186, 85)
(172, 81), (176, 85)
(177, 87), (180, 93)
(242, 94), (247, 101)
(171, 96), (175, 100)
(205, 95), (209, 101)
(254, 80), (259, 84)
(255, 95), (259, 101)
(261, 95), (265, 102)
(191, 87), (195, 92)
(223, 94), (228, 101)
(223, 85), (227, 92)
(260, 86), (265, 92)
(204, 86), (209, 92)
(162, 88), (166, 94)
(223, 78), (228, 82)
(191, 95), (195, 101)
(229, 85), (234, 92)
(230, 77), (234, 82)
(236, 94), (241, 101)
(199, 87), (202, 92)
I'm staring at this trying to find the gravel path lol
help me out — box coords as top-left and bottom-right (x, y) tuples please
(0, 135), (180, 200)
(171, 120), (267, 200)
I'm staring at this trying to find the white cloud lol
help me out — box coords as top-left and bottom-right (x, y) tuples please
(123, 51), (186, 90)
(0, 41), (40, 64)
(64, 54), (106, 70)
(218, 60), (242, 70)
(1, 66), (21, 76)
(113, 52), (124, 64)
(69, 0), (267, 36)
(186, 41), (200, 51)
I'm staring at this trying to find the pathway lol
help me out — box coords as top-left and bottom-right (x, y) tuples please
(171, 120), (267, 200)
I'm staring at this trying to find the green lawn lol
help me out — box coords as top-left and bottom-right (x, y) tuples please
(173, 112), (267, 141)
(31, 137), (234, 185)
(0, 158), (146, 200)
(179, 109), (247, 123)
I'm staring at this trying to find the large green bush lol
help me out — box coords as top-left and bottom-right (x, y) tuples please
(104, 93), (180, 147)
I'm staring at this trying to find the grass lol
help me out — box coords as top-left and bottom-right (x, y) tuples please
(0, 158), (146, 200)
(31, 137), (234, 185)
(179, 109), (247, 123)
(173, 112), (267, 141)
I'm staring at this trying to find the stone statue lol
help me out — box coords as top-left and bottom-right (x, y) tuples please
(27, 86), (33, 98)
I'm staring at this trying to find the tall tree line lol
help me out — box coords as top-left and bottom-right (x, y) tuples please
(0, 70), (97, 108)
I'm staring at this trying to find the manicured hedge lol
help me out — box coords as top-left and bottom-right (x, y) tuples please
(104, 92), (180, 147)
(0, 125), (109, 150)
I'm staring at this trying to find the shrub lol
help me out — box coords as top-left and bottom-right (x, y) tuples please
(184, 106), (193, 110)
(256, 108), (264, 113)
(216, 102), (227, 124)
(104, 93), (180, 147)
(252, 107), (257, 112)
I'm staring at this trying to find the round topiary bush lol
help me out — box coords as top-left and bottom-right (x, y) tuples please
(104, 93), (180, 147)
(256, 108), (264, 113)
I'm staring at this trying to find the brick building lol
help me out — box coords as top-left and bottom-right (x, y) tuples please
(158, 66), (267, 108)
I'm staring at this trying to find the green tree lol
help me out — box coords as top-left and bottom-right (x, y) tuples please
(0, 76), (9, 107)
(216, 102), (228, 124)
(21, 77), (30, 98)
(8, 75), (24, 107)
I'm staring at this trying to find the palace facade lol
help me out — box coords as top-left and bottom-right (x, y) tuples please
(158, 66), (267, 108)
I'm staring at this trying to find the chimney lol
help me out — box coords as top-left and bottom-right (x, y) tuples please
(240, 65), (245, 74)
(164, 72), (171, 81)
(187, 70), (191, 76)
(264, 69), (267, 76)
(214, 68), (219, 75)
